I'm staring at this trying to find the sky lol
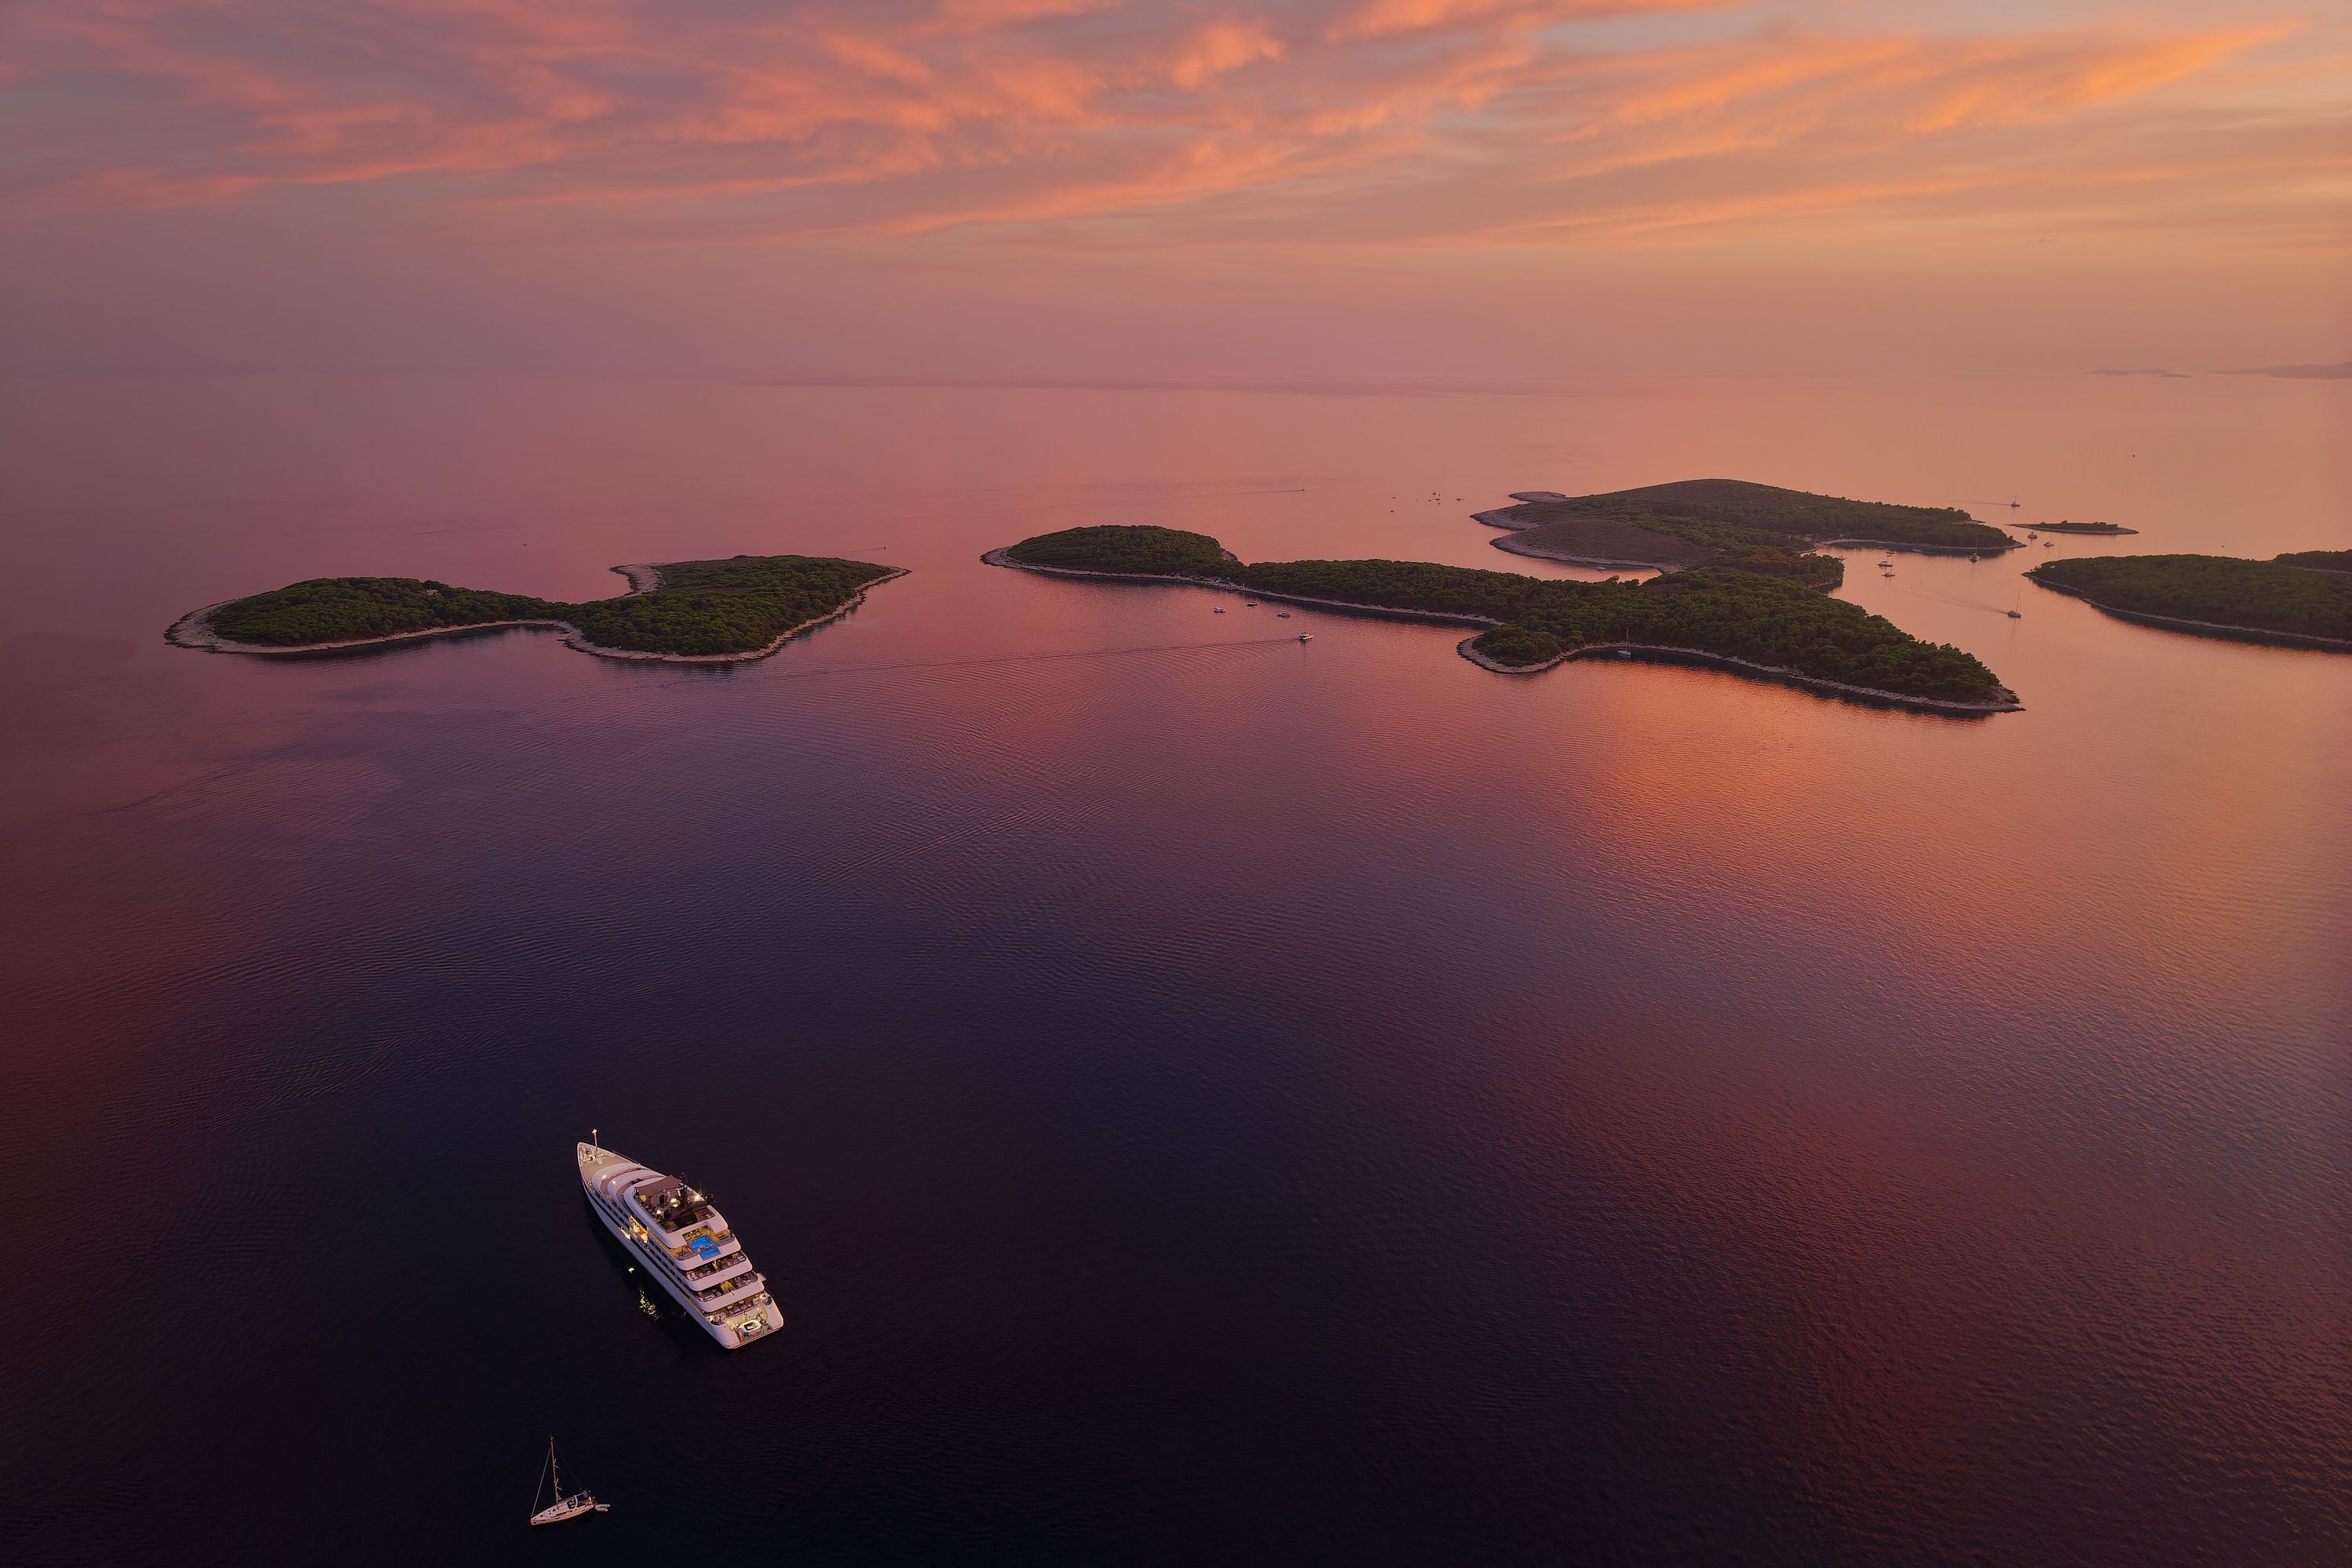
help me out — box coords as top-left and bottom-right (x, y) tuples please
(2, 0), (2346, 378)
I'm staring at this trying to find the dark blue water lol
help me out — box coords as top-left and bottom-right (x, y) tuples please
(2, 374), (2347, 1563)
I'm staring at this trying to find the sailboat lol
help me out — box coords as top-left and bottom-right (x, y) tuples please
(529, 1437), (609, 1527)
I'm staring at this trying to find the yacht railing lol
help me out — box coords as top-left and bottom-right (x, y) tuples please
(706, 1290), (774, 1324)
(699, 1275), (766, 1305)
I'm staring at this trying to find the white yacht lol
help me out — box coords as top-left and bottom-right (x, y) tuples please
(577, 1137), (779, 1348)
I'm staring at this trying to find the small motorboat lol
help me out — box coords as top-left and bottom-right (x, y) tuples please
(1617, 648), (1632, 659)
(2007, 610), (2022, 619)
(529, 1438), (609, 1528)
(1297, 633), (1312, 643)
(1213, 607), (1225, 613)
(2027, 532), (2038, 539)
(1969, 553), (1980, 561)
(2044, 541), (2055, 547)
(1276, 612), (1290, 619)
(1245, 601), (1258, 608)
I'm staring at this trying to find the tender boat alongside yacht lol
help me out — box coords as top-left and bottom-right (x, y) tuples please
(577, 1136), (779, 1348)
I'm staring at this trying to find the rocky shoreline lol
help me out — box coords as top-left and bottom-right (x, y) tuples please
(984, 547), (2020, 713)
(1813, 536), (2025, 556)
(1486, 532), (1685, 574)
(2027, 579), (2352, 651)
(1472, 504), (2016, 567)
(1457, 636), (2022, 713)
(166, 562), (907, 665)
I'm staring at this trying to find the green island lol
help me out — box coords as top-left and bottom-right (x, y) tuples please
(1473, 478), (2019, 583)
(2027, 553), (2352, 648)
(2274, 549), (2352, 573)
(989, 525), (2016, 712)
(168, 555), (904, 662)
(2029, 521), (2140, 535)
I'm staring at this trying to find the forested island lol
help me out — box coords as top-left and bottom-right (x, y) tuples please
(2275, 550), (2352, 572)
(169, 555), (903, 662)
(992, 525), (2017, 712)
(2028, 554), (2352, 647)
(1473, 478), (2018, 580)
(2031, 521), (2139, 535)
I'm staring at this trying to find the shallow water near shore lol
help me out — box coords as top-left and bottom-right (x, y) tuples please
(2, 372), (2347, 1564)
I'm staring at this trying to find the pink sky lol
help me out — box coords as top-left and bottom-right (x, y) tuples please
(3, 0), (2345, 376)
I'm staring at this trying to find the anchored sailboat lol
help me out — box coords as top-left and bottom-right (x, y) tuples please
(528, 1437), (609, 1527)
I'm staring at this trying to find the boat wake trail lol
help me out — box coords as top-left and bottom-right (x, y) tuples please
(690, 637), (1305, 686)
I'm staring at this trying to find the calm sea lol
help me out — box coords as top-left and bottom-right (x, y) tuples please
(2, 373), (2347, 1565)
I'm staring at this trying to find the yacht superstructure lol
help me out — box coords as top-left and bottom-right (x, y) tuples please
(576, 1138), (778, 1349)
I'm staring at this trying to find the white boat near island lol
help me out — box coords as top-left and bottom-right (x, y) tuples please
(528, 1438), (608, 1527)
(578, 1135), (779, 1349)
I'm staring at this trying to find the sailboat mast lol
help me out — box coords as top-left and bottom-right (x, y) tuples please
(549, 1436), (559, 1498)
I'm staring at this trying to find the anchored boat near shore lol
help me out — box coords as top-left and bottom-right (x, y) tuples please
(578, 1135), (779, 1349)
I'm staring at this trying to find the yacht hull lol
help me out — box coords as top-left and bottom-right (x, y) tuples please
(576, 1141), (776, 1351)
(583, 1190), (748, 1348)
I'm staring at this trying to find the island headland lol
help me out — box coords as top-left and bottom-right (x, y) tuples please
(2028, 521), (2140, 535)
(2027, 552), (2352, 648)
(1471, 478), (2021, 583)
(989, 524), (2020, 714)
(168, 554), (905, 663)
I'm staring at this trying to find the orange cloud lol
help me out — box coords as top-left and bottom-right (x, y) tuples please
(1170, 23), (1286, 89)
(0, 0), (2333, 259)
(1331, 0), (1715, 42)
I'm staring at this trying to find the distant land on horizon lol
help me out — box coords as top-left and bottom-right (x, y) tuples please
(2089, 362), (2350, 380)
(2219, 361), (2352, 379)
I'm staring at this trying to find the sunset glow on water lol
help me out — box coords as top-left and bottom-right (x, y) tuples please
(3, 372), (2346, 1561)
